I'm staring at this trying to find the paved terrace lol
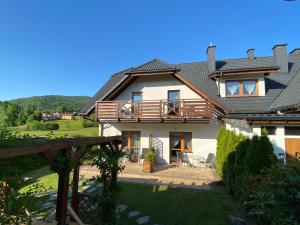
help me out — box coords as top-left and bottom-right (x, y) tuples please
(80, 162), (221, 190)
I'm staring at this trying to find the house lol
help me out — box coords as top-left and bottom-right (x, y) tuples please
(42, 112), (60, 121)
(83, 44), (300, 164)
(60, 113), (75, 120)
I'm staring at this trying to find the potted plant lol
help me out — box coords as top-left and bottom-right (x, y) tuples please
(143, 147), (156, 173)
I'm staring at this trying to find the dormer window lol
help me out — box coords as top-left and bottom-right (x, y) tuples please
(226, 80), (258, 97)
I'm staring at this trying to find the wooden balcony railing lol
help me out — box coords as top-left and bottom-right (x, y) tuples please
(96, 99), (213, 123)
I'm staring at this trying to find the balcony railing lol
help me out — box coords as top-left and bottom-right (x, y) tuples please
(96, 99), (213, 123)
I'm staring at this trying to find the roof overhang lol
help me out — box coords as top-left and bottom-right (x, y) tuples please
(92, 71), (228, 115)
(208, 67), (279, 79)
(245, 114), (300, 125)
(126, 70), (180, 76)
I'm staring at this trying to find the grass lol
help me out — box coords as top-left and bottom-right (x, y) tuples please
(15, 119), (98, 137)
(20, 167), (240, 225)
(19, 166), (73, 194)
(118, 183), (239, 225)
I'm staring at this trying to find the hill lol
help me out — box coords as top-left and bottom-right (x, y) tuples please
(9, 95), (91, 113)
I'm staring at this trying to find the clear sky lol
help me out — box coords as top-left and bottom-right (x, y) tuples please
(0, 0), (299, 101)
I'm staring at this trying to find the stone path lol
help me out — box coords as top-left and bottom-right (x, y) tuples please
(38, 182), (161, 225)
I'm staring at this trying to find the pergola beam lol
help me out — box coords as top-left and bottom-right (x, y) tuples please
(0, 136), (123, 225)
(0, 136), (122, 159)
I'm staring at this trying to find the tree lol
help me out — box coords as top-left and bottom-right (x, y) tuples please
(4, 103), (20, 127)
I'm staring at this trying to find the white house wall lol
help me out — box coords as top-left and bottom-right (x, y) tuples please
(115, 75), (202, 101)
(102, 123), (220, 165)
(225, 122), (300, 159)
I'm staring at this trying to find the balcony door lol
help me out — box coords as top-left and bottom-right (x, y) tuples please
(132, 92), (143, 117)
(167, 90), (180, 116)
(122, 131), (141, 162)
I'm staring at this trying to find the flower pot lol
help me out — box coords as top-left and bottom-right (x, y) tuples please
(143, 160), (154, 173)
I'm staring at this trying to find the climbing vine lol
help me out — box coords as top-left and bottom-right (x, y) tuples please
(0, 127), (49, 224)
(86, 145), (127, 225)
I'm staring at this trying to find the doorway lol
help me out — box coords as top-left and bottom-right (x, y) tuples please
(169, 132), (192, 163)
(122, 131), (141, 162)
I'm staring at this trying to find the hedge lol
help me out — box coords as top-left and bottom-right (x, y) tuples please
(215, 128), (300, 225)
(26, 119), (59, 131)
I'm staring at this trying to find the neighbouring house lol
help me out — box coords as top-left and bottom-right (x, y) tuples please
(82, 44), (300, 164)
(60, 113), (75, 120)
(42, 112), (60, 121)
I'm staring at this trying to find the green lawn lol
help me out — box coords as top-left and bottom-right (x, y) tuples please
(16, 119), (98, 137)
(20, 166), (241, 225)
(118, 183), (239, 225)
(19, 166), (60, 193)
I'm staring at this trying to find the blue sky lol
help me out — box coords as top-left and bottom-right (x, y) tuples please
(0, 0), (299, 101)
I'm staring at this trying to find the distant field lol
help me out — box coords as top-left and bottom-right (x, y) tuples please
(16, 119), (98, 137)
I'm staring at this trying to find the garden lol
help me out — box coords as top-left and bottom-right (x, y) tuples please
(0, 127), (243, 225)
(216, 128), (300, 225)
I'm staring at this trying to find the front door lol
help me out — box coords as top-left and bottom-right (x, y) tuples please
(169, 132), (192, 162)
(122, 131), (141, 162)
(285, 138), (300, 160)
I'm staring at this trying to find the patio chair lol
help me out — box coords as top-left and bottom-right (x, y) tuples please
(192, 155), (206, 168)
(205, 153), (216, 168)
(176, 151), (182, 167)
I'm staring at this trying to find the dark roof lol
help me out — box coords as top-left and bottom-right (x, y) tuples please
(81, 68), (131, 114)
(127, 59), (180, 74)
(267, 55), (300, 111)
(245, 114), (300, 121)
(215, 57), (279, 72)
(82, 53), (300, 115)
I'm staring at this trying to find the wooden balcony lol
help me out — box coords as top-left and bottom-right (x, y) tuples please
(96, 99), (213, 123)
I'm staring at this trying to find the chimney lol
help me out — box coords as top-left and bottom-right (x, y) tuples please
(207, 45), (216, 73)
(247, 49), (255, 60)
(272, 44), (288, 73)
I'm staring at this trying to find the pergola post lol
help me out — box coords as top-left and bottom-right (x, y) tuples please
(71, 165), (80, 215)
(56, 149), (71, 225)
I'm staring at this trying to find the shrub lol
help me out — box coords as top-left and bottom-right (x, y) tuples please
(26, 119), (59, 131)
(245, 134), (276, 176)
(233, 138), (251, 199)
(144, 148), (156, 162)
(244, 161), (300, 225)
(222, 151), (236, 193)
(82, 119), (97, 128)
(216, 128), (247, 177)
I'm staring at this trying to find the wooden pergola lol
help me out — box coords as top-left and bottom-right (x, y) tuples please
(0, 136), (123, 225)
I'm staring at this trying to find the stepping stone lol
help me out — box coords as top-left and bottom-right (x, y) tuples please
(96, 183), (103, 188)
(86, 187), (96, 193)
(41, 202), (55, 210)
(128, 210), (141, 218)
(49, 194), (57, 201)
(116, 204), (128, 213)
(137, 216), (150, 224)
(229, 215), (246, 225)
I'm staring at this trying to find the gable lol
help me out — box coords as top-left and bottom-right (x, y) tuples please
(115, 74), (203, 101)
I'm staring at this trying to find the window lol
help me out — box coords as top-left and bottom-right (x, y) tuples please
(168, 90), (180, 100)
(170, 132), (192, 162)
(167, 90), (180, 115)
(226, 80), (258, 97)
(132, 92), (142, 102)
(261, 126), (276, 135)
(170, 132), (192, 153)
(122, 131), (141, 162)
(131, 92), (142, 115)
(285, 127), (300, 136)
